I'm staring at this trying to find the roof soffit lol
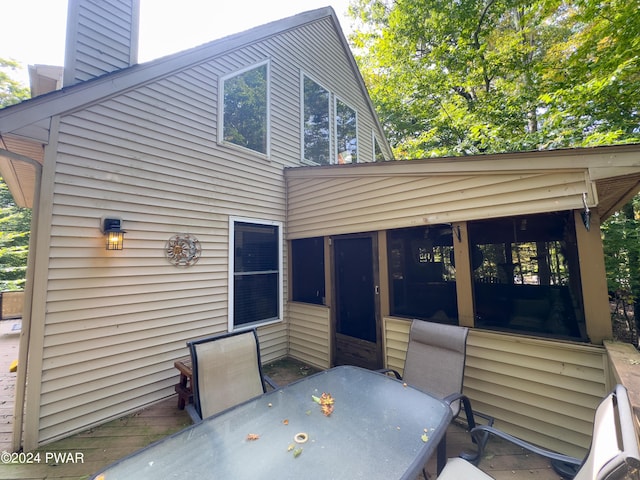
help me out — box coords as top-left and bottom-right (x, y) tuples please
(0, 135), (44, 208)
(596, 174), (640, 220)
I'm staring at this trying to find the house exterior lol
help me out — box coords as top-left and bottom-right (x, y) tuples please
(1, 0), (639, 461)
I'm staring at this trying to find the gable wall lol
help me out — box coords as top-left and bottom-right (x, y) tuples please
(28, 16), (385, 446)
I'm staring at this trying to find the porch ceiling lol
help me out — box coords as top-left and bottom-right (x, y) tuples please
(595, 173), (640, 221)
(0, 135), (44, 208)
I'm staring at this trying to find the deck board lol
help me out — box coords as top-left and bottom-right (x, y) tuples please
(0, 319), (19, 461)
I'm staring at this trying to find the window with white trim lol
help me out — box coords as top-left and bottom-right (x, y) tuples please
(374, 135), (386, 162)
(302, 75), (331, 165)
(229, 217), (283, 330)
(220, 62), (269, 155)
(335, 98), (357, 164)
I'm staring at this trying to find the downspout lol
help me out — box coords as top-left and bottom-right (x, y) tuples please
(0, 147), (42, 452)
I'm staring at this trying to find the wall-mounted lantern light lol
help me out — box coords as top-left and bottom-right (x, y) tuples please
(102, 217), (126, 250)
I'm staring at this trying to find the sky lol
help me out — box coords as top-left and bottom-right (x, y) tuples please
(1, 0), (354, 85)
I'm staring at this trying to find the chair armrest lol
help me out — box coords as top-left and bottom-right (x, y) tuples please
(263, 374), (278, 390)
(444, 392), (495, 464)
(466, 425), (583, 466)
(375, 368), (402, 380)
(443, 392), (494, 429)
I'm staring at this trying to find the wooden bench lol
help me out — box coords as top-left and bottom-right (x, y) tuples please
(174, 357), (193, 409)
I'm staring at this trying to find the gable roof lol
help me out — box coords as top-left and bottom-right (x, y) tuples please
(0, 7), (390, 207)
(1, 7), (375, 137)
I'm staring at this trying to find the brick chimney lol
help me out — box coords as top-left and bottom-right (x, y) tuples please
(63, 0), (140, 87)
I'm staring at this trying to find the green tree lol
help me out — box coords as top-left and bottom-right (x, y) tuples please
(348, 0), (639, 158)
(0, 178), (31, 291)
(539, 0), (640, 147)
(1, 58), (30, 108)
(0, 58), (31, 291)
(350, 0), (561, 157)
(602, 199), (640, 339)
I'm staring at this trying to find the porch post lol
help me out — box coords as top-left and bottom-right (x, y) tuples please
(378, 231), (390, 317)
(453, 221), (475, 328)
(574, 210), (612, 343)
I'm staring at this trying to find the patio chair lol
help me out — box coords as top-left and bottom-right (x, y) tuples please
(437, 384), (640, 480)
(186, 329), (277, 422)
(378, 320), (493, 473)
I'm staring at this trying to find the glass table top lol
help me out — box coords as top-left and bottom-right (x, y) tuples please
(93, 365), (452, 480)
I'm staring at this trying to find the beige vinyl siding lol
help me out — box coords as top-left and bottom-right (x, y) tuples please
(382, 316), (411, 374)
(288, 302), (331, 370)
(27, 15), (386, 446)
(383, 317), (607, 458)
(257, 322), (288, 364)
(287, 171), (593, 239)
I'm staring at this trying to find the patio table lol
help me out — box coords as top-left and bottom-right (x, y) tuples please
(91, 365), (453, 479)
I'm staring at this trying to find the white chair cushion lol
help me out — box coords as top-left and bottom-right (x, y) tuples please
(437, 457), (494, 480)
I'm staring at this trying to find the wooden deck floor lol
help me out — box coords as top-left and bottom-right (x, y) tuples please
(0, 319), (19, 457)
(0, 346), (565, 479)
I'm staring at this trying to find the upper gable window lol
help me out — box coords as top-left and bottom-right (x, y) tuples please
(302, 76), (331, 165)
(220, 62), (269, 155)
(374, 136), (386, 162)
(335, 98), (357, 164)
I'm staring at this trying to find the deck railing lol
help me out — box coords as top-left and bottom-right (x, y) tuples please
(1, 290), (23, 320)
(605, 340), (640, 423)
